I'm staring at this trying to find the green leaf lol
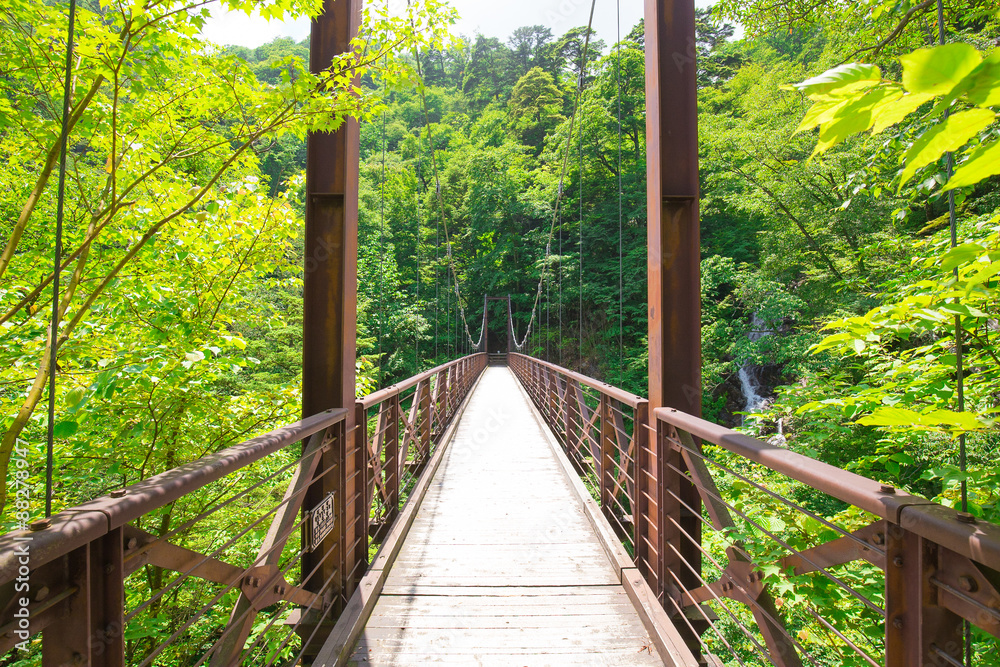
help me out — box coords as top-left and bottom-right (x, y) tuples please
(870, 91), (935, 134)
(965, 259), (1000, 286)
(793, 63), (881, 96)
(939, 243), (985, 270)
(958, 50), (1000, 108)
(922, 409), (989, 431)
(814, 110), (875, 155)
(795, 97), (851, 134)
(54, 421), (79, 438)
(64, 387), (85, 408)
(812, 88), (902, 153)
(945, 139), (1000, 191)
(856, 407), (922, 427)
(899, 108), (996, 188)
(902, 44), (982, 96)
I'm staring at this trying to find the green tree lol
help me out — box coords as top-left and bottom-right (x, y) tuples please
(509, 67), (565, 154)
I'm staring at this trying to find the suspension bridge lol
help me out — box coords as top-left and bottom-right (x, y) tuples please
(2, 0), (999, 665)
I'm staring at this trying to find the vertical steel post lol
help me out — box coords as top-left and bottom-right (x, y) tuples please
(419, 382), (431, 460)
(645, 0), (703, 646)
(43, 529), (125, 666)
(885, 524), (964, 666)
(386, 396), (400, 523)
(599, 395), (614, 518)
(301, 0), (362, 621)
(633, 401), (654, 585)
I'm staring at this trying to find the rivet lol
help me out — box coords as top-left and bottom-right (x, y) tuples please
(893, 556), (904, 568)
(957, 512), (977, 524)
(110, 489), (127, 498)
(34, 586), (50, 602)
(880, 484), (896, 494)
(872, 533), (885, 546)
(892, 617), (903, 630)
(125, 537), (138, 550)
(252, 577), (261, 588)
(104, 563), (114, 575)
(29, 518), (51, 531)
(959, 576), (978, 593)
(274, 585), (282, 595)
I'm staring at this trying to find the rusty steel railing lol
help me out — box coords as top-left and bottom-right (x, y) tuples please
(358, 353), (486, 542)
(510, 353), (1000, 666)
(0, 353), (485, 666)
(508, 354), (657, 582)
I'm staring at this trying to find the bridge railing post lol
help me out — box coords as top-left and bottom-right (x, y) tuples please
(656, 419), (697, 628)
(386, 395), (401, 523)
(633, 401), (654, 587)
(355, 402), (371, 545)
(599, 395), (614, 519)
(418, 381), (431, 462)
(884, 523), (964, 666)
(42, 528), (125, 667)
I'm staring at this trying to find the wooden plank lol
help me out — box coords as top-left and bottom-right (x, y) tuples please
(347, 651), (660, 666)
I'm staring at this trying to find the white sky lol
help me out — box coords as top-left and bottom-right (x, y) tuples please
(201, 0), (716, 49)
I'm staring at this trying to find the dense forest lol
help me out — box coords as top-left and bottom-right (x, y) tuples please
(2, 0), (1000, 662)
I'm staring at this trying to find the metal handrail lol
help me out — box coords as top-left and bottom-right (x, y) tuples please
(0, 407), (348, 585)
(509, 353), (645, 408)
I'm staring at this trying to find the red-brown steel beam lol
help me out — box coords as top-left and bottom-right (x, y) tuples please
(644, 0), (703, 646)
(301, 0), (363, 624)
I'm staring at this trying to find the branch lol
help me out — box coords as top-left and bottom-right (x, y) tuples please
(844, 0), (934, 62)
(0, 75), (105, 280)
(731, 162), (846, 282)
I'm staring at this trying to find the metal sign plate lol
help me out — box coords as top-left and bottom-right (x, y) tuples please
(308, 492), (336, 552)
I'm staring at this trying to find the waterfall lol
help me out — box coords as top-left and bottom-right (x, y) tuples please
(739, 313), (772, 414)
(768, 417), (787, 447)
(738, 365), (768, 414)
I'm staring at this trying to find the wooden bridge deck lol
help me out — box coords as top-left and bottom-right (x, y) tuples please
(344, 367), (667, 666)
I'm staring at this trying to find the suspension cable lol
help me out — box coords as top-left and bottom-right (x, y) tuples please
(936, 6), (970, 665)
(409, 28), (484, 353)
(510, 0), (599, 351)
(558, 209), (563, 367)
(414, 154), (422, 369)
(46, 0), (78, 518)
(616, 0), (624, 385)
(378, 73), (387, 386)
